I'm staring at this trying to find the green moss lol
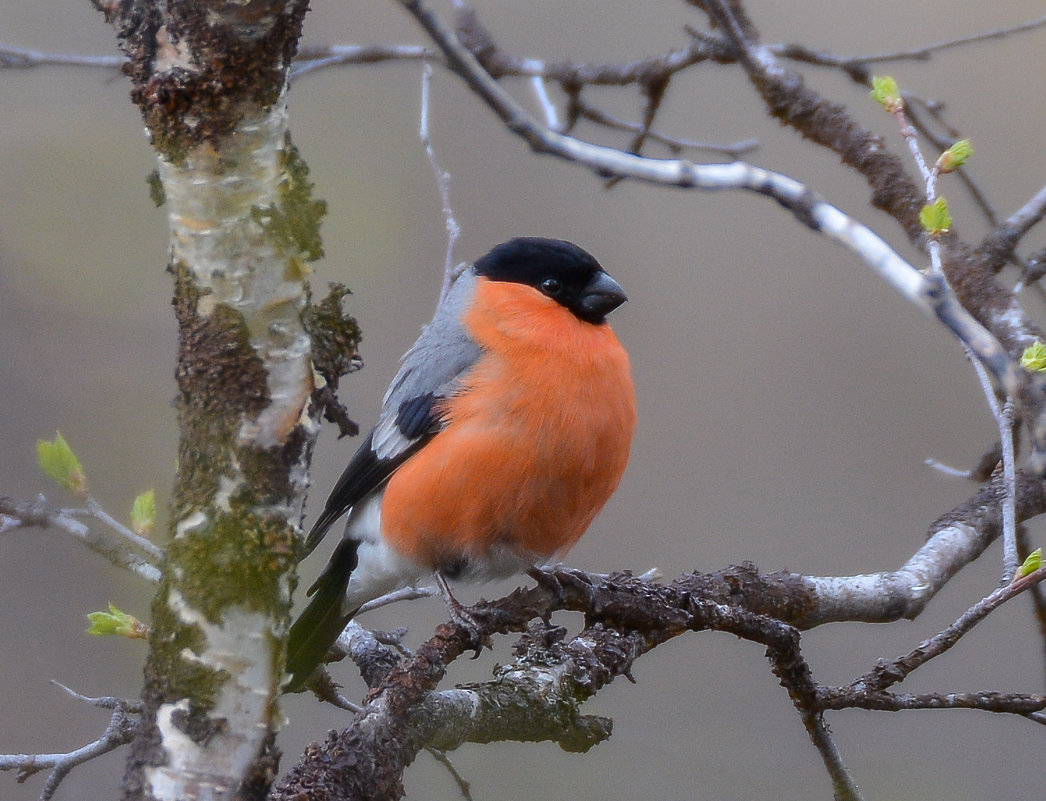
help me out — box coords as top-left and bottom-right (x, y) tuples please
(251, 137), (327, 263)
(303, 282), (362, 386)
(146, 580), (225, 716)
(166, 512), (296, 622)
(146, 170), (166, 207)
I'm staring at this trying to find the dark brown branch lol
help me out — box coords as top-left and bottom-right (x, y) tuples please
(764, 624), (862, 801)
(820, 688), (1046, 716)
(273, 569), (848, 801)
(454, 1), (733, 84)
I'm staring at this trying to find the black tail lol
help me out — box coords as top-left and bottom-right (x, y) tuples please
(285, 538), (360, 691)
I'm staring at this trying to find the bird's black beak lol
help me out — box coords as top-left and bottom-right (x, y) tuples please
(580, 271), (628, 322)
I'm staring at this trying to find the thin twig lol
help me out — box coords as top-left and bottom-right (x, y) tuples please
(984, 182), (1046, 277)
(420, 62), (462, 306)
(999, 398), (1019, 582)
(50, 680), (142, 713)
(355, 585), (437, 616)
(529, 75), (560, 130)
(82, 496), (164, 560)
(765, 632), (864, 801)
(1001, 182), (1046, 246)
(821, 688), (1046, 717)
(901, 94), (1000, 229)
(924, 458), (973, 479)
(0, 686), (139, 801)
(0, 44), (123, 69)
(963, 352), (1019, 583)
(425, 747), (474, 801)
(882, 95), (941, 272)
(0, 495), (160, 582)
(850, 563), (1046, 693)
(770, 14), (1046, 67)
(577, 98), (758, 156)
(291, 43), (434, 79)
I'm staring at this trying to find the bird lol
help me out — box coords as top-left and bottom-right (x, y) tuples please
(286, 237), (636, 690)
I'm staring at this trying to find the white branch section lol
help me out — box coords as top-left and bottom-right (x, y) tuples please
(803, 521), (986, 626)
(146, 592), (277, 801)
(149, 90), (311, 800)
(157, 95), (314, 454)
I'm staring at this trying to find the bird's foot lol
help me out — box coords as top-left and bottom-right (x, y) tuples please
(527, 564), (599, 611)
(434, 570), (486, 656)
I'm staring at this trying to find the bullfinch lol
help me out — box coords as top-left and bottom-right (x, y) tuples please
(286, 237), (636, 690)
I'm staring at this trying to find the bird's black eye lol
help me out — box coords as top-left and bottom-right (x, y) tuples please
(540, 277), (562, 296)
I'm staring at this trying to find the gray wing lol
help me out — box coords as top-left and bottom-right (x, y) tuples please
(372, 268), (482, 459)
(304, 268), (482, 551)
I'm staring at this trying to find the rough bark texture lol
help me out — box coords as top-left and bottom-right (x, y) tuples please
(93, 3), (324, 800)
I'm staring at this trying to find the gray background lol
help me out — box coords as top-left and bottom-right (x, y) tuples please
(2, 1), (1045, 798)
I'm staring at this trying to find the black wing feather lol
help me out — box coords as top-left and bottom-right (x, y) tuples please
(394, 393), (439, 440)
(304, 394), (444, 555)
(305, 432), (412, 554)
(285, 538), (360, 690)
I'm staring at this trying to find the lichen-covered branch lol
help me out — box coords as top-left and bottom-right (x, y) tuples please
(91, 3), (329, 800)
(270, 461), (1046, 800)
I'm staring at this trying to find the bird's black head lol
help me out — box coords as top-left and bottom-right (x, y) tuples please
(473, 237), (627, 324)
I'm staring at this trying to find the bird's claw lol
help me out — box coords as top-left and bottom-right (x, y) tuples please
(435, 569), (487, 656)
(528, 565), (599, 611)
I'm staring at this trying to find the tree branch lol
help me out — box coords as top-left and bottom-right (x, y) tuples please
(0, 687), (139, 801)
(0, 494), (160, 582)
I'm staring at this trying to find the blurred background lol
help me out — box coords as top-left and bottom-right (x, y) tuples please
(2, 1), (1046, 798)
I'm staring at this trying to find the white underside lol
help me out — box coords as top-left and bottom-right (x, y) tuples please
(342, 493), (428, 610)
(340, 491), (538, 611)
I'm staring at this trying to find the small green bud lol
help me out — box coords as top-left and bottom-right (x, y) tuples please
(936, 140), (974, 174)
(919, 197), (952, 235)
(86, 603), (149, 639)
(36, 432), (87, 498)
(1020, 342), (1046, 372)
(131, 490), (156, 537)
(1016, 548), (1043, 580)
(870, 76), (903, 112)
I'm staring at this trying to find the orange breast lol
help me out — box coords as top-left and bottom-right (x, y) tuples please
(380, 277), (636, 571)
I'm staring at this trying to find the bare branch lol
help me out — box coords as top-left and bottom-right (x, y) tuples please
(821, 689), (1046, 716)
(901, 93), (1000, 229)
(960, 353), (1019, 583)
(764, 628), (863, 801)
(423, 747), (473, 801)
(80, 496), (164, 561)
(0, 696), (138, 801)
(50, 681), (142, 713)
(575, 97), (759, 157)
(980, 182), (1046, 268)
(0, 495), (160, 582)
(0, 44), (122, 69)
(290, 44), (435, 80)
(778, 13), (1046, 66)
(848, 563), (1046, 693)
(420, 62), (462, 305)
(528, 75), (560, 130)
